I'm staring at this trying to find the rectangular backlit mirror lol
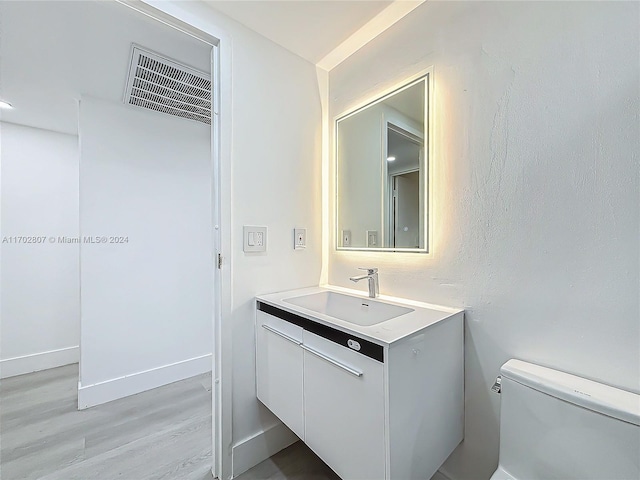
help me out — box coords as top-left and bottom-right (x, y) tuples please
(336, 74), (430, 252)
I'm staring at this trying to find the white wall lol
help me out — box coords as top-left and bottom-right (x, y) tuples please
(337, 105), (384, 246)
(226, 18), (322, 475)
(78, 97), (212, 408)
(328, 2), (639, 479)
(0, 122), (80, 378)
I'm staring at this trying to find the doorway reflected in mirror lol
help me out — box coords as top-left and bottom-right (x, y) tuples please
(336, 72), (430, 252)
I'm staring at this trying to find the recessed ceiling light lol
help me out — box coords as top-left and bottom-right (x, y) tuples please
(387, 156), (396, 162)
(0, 100), (13, 110)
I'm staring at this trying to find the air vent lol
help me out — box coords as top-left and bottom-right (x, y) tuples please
(124, 45), (211, 125)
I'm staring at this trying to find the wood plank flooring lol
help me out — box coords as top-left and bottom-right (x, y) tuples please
(0, 364), (213, 480)
(0, 364), (340, 480)
(0, 364), (445, 480)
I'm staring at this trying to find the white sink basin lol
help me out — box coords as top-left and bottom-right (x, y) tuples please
(283, 291), (414, 326)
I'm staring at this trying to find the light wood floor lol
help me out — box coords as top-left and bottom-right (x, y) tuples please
(0, 364), (340, 480)
(0, 364), (213, 480)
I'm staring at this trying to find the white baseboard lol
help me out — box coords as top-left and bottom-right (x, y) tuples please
(77, 353), (212, 410)
(232, 421), (299, 477)
(0, 346), (79, 379)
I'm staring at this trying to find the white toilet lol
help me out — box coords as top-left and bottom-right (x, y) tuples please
(491, 359), (640, 480)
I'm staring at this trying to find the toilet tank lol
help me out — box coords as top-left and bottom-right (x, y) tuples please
(497, 359), (640, 480)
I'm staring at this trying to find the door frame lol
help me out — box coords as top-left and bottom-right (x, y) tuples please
(389, 168), (420, 248)
(117, 1), (231, 478)
(383, 122), (424, 248)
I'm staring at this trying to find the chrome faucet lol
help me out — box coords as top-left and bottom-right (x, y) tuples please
(350, 268), (379, 298)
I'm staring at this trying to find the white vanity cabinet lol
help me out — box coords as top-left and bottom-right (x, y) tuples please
(302, 331), (386, 480)
(255, 311), (305, 439)
(255, 293), (464, 480)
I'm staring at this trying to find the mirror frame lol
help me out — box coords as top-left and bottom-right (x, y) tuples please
(334, 69), (433, 253)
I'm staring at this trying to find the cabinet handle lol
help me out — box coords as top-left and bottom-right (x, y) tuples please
(261, 324), (302, 346)
(301, 344), (363, 377)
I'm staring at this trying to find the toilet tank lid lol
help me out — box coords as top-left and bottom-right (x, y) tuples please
(501, 359), (640, 426)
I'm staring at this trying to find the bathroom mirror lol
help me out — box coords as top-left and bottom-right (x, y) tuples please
(336, 74), (430, 252)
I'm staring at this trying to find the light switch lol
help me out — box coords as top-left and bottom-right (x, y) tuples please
(243, 226), (267, 252)
(366, 230), (378, 247)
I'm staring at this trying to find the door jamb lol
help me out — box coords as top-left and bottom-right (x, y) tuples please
(115, 1), (231, 478)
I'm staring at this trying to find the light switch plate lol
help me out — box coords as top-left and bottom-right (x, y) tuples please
(366, 230), (378, 247)
(294, 228), (306, 249)
(243, 225), (267, 252)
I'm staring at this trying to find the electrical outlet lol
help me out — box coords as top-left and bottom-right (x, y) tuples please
(294, 228), (306, 249)
(342, 230), (351, 247)
(366, 230), (378, 247)
(243, 226), (267, 252)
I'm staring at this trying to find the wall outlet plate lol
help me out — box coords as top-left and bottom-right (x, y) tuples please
(342, 230), (351, 247)
(294, 228), (306, 249)
(366, 230), (378, 247)
(243, 225), (267, 252)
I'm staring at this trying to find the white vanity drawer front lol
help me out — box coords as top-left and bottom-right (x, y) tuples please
(303, 330), (386, 480)
(258, 310), (303, 344)
(256, 310), (304, 439)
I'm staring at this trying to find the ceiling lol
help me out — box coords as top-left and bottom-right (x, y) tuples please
(0, 1), (415, 136)
(204, 0), (393, 64)
(0, 1), (211, 135)
(384, 81), (424, 124)
(388, 128), (421, 173)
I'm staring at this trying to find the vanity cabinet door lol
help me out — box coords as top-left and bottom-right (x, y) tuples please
(256, 310), (304, 439)
(302, 331), (386, 480)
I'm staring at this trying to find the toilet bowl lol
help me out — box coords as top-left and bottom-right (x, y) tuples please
(491, 359), (640, 480)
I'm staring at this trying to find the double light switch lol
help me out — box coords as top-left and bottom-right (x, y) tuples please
(243, 226), (267, 252)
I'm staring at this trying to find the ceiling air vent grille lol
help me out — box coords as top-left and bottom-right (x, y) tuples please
(124, 46), (211, 125)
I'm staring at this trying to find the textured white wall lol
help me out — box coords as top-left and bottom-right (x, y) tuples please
(78, 97), (212, 404)
(0, 123), (80, 377)
(328, 2), (639, 479)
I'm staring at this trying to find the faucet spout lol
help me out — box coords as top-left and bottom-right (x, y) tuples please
(349, 268), (379, 298)
(349, 274), (370, 282)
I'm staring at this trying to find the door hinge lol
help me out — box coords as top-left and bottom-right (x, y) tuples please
(217, 253), (222, 269)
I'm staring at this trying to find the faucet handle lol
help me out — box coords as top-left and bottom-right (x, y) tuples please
(358, 267), (378, 274)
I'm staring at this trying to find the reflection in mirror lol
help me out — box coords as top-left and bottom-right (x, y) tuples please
(336, 75), (429, 252)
